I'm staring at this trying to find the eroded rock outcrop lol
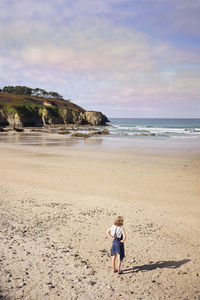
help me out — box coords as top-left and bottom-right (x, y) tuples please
(84, 111), (109, 126)
(41, 108), (63, 125)
(0, 108), (109, 128)
(0, 93), (109, 128)
(0, 110), (22, 127)
(0, 111), (8, 126)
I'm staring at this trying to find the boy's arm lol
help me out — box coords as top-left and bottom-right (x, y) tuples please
(107, 229), (113, 239)
(121, 228), (127, 243)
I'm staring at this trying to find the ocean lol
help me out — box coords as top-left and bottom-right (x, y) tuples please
(95, 118), (200, 152)
(108, 118), (200, 139)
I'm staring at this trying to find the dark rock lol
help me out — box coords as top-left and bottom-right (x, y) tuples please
(89, 130), (109, 136)
(87, 281), (96, 286)
(17, 282), (26, 288)
(58, 130), (71, 134)
(87, 127), (98, 131)
(149, 133), (156, 136)
(72, 130), (109, 138)
(107, 285), (114, 291)
(14, 127), (24, 132)
(84, 265), (89, 269)
(71, 133), (91, 138)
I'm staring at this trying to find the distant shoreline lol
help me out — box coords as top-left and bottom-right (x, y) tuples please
(0, 130), (200, 157)
(1, 117), (200, 156)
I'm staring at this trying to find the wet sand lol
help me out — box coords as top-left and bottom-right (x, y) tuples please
(0, 142), (200, 299)
(1, 130), (200, 153)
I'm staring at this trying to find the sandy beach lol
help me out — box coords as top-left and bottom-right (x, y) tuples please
(0, 142), (200, 300)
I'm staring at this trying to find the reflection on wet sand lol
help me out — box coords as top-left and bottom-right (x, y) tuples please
(83, 137), (103, 146)
(0, 132), (104, 148)
(1, 130), (200, 153)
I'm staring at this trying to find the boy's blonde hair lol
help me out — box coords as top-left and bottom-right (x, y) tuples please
(114, 216), (124, 226)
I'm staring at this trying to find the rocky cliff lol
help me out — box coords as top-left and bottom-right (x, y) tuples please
(0, 93), (109, 127)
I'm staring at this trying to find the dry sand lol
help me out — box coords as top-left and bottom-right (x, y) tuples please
(0, 143), (200, 300)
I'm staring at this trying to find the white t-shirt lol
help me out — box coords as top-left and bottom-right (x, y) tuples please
(110, 225), (123, 238)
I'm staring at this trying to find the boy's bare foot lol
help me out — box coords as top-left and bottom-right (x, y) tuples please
(113, 269), (118, 273)
(118, 270), (123, 275)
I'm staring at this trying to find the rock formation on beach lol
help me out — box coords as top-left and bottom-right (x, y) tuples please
(0, 90), (109, 128)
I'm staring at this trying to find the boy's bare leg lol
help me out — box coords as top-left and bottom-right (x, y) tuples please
(112, 254), (117, 272)
(117, 254), (122, 273)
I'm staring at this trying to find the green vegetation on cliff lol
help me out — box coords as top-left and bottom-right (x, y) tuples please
(0, 90), (84, 112)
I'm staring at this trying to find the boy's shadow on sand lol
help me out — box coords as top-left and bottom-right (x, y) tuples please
(122, 259), (190, 274)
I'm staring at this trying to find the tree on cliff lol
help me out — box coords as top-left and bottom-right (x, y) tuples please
(0, 85), (63, 100)
(2, 86), (15, 94)
(32, 88), (48, 98)
(48, 91), (63, 99)
(14, 86), (32, 95)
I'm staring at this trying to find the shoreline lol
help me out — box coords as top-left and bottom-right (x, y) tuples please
(1, 129), (200, 156)
(0, 142), (200, 299)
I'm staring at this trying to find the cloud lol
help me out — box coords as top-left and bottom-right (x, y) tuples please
(167, 0), (200, 37)
(0, 0), (200, 117)
(2, 18), (199, 75)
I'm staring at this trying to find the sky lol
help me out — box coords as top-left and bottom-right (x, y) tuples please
(0, 0), (200, 118)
